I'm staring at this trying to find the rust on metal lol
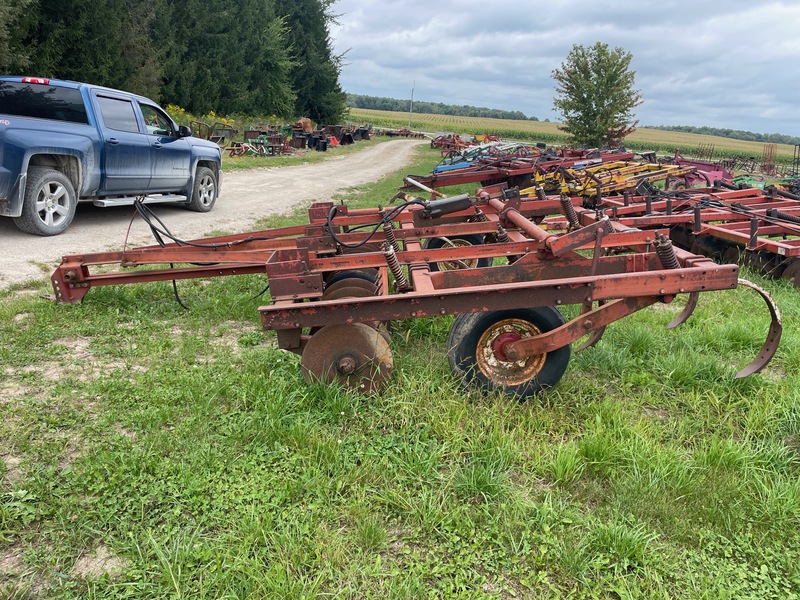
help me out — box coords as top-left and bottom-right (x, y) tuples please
(48, 179), (784, 397)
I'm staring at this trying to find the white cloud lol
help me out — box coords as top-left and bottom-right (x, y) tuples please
(330, 0), (800, 136)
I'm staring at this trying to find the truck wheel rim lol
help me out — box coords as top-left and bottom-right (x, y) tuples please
(198, 175), (215, 206)
(36, 182), (70, 227)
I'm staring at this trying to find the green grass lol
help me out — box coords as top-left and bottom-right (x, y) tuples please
(2, 145), (800, 598)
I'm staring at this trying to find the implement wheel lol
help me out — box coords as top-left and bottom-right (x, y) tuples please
(781, 259), (800, 287)
(301, 323), (393, 394)
(447, 307), (570, 398)
(425, 235), (492, 271)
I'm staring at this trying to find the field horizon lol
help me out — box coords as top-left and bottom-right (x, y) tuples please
(349, 107), (798, 162)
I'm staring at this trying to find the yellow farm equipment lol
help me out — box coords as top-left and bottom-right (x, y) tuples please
(520, 161), (698, 200)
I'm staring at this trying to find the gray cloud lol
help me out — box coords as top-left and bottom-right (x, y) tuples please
(331, 0), (800, 136)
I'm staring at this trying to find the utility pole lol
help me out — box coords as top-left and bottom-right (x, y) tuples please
(408, 80), (415, 129)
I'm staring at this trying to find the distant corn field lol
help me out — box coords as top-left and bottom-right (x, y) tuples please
(348, 107), (797, 163)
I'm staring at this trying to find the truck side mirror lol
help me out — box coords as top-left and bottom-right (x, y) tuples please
(178, 125), (192, 138)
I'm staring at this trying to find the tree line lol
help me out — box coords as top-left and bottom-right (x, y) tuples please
(647, 125), (800, 147)
(0, 0), (347, 123)
(347, 94), (539, 121)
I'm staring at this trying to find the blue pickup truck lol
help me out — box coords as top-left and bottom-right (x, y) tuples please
(0, 76), (222, 235)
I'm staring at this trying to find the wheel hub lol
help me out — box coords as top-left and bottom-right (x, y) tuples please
(301, 323), (393, 394)
(476, 318), (546, 387)
(336, 354), (357, 375)
(438, 238), (479, 270)
(491, 331), (521, 362)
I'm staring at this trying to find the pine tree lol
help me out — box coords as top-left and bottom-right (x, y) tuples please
(279, 0), (347, 123)
(0, 0), (33, 72)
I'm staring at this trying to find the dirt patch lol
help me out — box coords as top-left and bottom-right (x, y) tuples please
(1, 453), (23, 484)
(72, 544), (129, 579)
(117, 427), (137, 439)
(641, 407), (670, 422)
(52, 337), (93, 359)
(0, 139), (427, 289)
(58, 444), (82, 471)
(209, 321), (261, 350)
(0, 543), (25, 578)
(0, 380), (32, 404)
(35, 338), (148, 384)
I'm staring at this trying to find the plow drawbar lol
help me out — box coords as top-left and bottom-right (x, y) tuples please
(51, 187), (782, 397)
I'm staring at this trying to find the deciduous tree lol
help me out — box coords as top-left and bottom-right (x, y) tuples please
(552, 42), (642, 148)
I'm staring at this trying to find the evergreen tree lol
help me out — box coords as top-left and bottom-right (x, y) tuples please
(0, 0), (33, 72)
(4, 0), (343, 121)
(22, 0), (131, 89)
(279, 0), (347, 123)
(160, 0), (294, 116)
(119, 0), (168, 100)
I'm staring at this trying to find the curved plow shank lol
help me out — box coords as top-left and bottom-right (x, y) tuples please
(575, 300), (607, 352)
(666, 292), (700, 330)
(576, 326), (607, 352)
(734, 279), (782, 378)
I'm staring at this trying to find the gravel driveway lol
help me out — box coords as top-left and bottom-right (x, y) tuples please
(0, 139), (426, 289)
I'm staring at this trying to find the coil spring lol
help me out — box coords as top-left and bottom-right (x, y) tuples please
(560, 194), (580, 231)
(383, 221), (400, 252)
(496, 226), (520, 263)
(535, 186), (547, 201)
(468, 208), (488, 222)
(470, 208), (497, 242)
(383, 241), (408, 290)
(496, 225), (510, 244)
(655, 232), (680, 269)
(767, 208), (800, 225)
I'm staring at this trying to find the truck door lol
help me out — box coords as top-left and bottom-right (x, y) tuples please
(94, 94), (152, 194)
(139, 103), (191, 193)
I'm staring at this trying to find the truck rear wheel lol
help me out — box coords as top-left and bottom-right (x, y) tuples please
(13, 168), (77, 236)
(187, 166), (218, 212)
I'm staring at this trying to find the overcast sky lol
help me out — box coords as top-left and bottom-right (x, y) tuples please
(330, 0), (800, 136)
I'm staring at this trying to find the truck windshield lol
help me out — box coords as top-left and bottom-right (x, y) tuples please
(0, 81), (88, 124)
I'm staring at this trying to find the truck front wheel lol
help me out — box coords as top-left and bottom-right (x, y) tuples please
(187, 166), (218, 212)
(13, 168), (77, 236)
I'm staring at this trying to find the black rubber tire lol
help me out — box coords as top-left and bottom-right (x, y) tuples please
(13, 167), (77, 236)
(507, 174), (532, 189)
(447, 307), (571, 398)
(325, 269), (378, 288)
(187, 166), (218, 212)
(425, 234), (492, 272)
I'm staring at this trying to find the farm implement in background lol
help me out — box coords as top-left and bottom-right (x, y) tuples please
(435, 142), (531, 170)
(403, 148), (636, 191)
(50, 190), (781, 397)
(431, 133), (505, 157)
(594, 183), (800, 286)
(517, 160), (699, 200)
(668, 149), (734, 189)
